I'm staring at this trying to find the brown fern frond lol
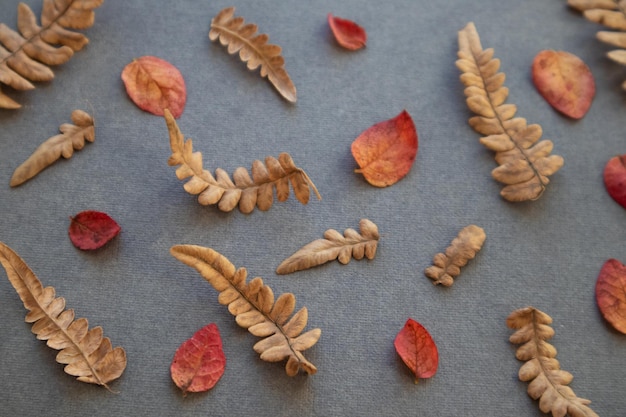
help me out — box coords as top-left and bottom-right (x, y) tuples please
(276, 219), (380, 275)
(0, 241), (126, 389)
(208, 6), (297, 103)
(164, 109), (320, 213)
(507, 307), (599, 417)
(424, 225), (485, 287)
(170, 245), (321, 376)
(568, 0), (626, 90)
(10, 109), (94, 186)
(0, 0), (103, 109)
(456, 22), (564, 202)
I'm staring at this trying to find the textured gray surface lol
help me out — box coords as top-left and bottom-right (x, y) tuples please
(0, 0), (625, 416)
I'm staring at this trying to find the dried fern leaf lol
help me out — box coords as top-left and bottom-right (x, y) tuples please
(164, 108), (320, 213)
(276, 219), (380, 275)
(0, 241), (126, 389)
(0, 0), (103, 109)
(10, 109), (94, 186)
(456, 22), (564, 202)
(170, 245), (321, 376)
(424, 225), (485, 287)
(209, 6), (297, 103)
(507, 307), (599, 417)
(569, 0), (626, 89)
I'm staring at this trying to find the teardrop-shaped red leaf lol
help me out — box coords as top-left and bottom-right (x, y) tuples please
(531, 50), (595, 119)
(328, 13), (367, 50)
(596, 259), (626, 334)
(604, 154), (626, 210)
(68, 210), (121, 250)
(121, 56), (187, 118)
(171, 323), (226, 395)
(351, 110), (418, 187)
(394, 318), (438, 383)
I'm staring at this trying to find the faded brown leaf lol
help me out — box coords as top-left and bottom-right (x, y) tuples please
(164, 109), (320, 213)
(0, 241), (126, 389)
(507, 307), (599, 417)
(0, 0), (103, 109)
(209, 7), (296, 102)
(456, 22), (564, 202)
(11, 109), (95, 186)
(170, 245), (321, 376)
(425, 225), (485, 286)
(276, 219), (379, 274)
(569, 0), (626, 90)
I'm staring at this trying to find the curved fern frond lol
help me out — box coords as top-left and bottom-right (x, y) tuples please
(170, 245), (321, 376)
(456, 22), (564, 202)
(0, 0), (103, 109)
(276, 219), (380, 275)
(507, 307), (599, 417)
(164, 109), (320, 213)
(208, 6), (297, 103)
(0, 242), (126, 389)
(569, 0), (626, 90)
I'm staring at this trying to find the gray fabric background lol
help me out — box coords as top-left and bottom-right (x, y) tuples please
(1, 0), (625, 416)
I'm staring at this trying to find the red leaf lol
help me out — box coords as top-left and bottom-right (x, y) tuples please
(531, 50), (595, 119)
(394, 318), (438, 383)
(171, 323), (226, 395)
(351, 110), (418, 187)
(68, 210), (121, 250)
(121, 56), (187, 118)
(328, 13), (367, 50)
(603, 154), (626, 210)
(596, 259), (626, 334)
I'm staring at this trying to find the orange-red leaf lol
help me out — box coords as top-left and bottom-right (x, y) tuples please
(596, 259), (626, 334)
(604, 154), (626, 210)
(351, 110), (418, 187)
(394, 318), (438, 383)
(121, 56), (187, 118)
(328, 13), (367, 50)
(171, 323), (226, 395)
(68, 210), (121, 250)
(531, 50), (595, 119)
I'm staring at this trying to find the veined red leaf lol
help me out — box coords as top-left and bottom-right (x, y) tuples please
(394, 318), (438, 383)
(351, 110), (418, 187)
(596, 259), (626, 334)
(328, 14), (367, 50)
(68, 210), (121, 250)
(121, 56), (187, 118)
(531, 50), (595, 119)
(604, 154), (626, 209)
(171, 323), (226, 395)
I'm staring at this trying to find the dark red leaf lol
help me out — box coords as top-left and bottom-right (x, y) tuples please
(171, 323), (226, 395)
(596, 259), (626, 334)
(603, 154), (626, 210)
(68, 210), (121, 250)
(121, 56), (187, 118)
(351, 110), (418, 187)
(394, 318), (438, 383)
(328, 13), (367, 51)
(531, 50), (595, 119)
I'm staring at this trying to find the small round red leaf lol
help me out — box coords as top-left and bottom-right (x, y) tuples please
(171, 323), (226, 394)
(68, 210), (121, 250)
(394, 318), (438, 383)
(604, 154), (626, 210)
(531, 50), (595, 119)
(351, 110), (418, 187)
(121, 56), (187, 118)
(596, 259), (626, 334)
(328, 13), (367, 50)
